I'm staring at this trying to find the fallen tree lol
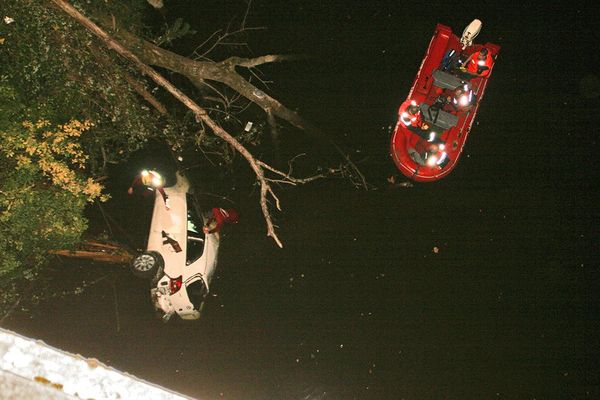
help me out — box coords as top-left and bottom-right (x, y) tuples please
(49, 0), (364, 247)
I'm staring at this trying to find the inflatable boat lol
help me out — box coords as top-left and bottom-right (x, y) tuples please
(390, 20), (500, 182)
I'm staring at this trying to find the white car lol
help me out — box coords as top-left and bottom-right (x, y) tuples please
(130, 173), (219, 321)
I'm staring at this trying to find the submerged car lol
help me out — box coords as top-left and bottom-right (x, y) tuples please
(130, 172), (219, 321)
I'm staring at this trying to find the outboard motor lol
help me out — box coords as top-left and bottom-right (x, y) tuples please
(460, 19), (482, 49)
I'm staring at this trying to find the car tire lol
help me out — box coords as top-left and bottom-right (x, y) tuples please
(130, 251), (164, 279)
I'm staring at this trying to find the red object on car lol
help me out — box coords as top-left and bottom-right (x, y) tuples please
(212, 208), (239, 230)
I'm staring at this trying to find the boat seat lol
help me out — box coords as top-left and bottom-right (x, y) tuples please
(432, 69), (463, 90)
(412, 125), (445, 143)
(420, 103), (458, 130)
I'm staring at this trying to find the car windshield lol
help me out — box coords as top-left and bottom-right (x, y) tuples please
(186, 194), (205, 264)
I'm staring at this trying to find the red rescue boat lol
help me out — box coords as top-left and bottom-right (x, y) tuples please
(390, 20), (500, 182)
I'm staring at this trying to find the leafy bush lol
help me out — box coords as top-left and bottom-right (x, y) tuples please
(0, 115), (102, 280)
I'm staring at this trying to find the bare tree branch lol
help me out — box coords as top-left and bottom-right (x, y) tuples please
(258, 160), (328, 185)
(192, 26), (265, 60)
(241, 0), (252, 29)
(221, 54), (307, 68)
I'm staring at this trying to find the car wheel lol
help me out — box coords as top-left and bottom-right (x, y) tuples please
(130, 251), (164, 279)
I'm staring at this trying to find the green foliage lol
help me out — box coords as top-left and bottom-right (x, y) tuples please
(0, 167), (88, 268)
(0, 1), (158, 303)
(0, 80), (98, 286)
(0, 0), (168, 168)
(0, 182), (88, 313)
(0, 149), (89, 309)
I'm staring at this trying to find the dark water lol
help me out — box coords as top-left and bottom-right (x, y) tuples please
(3, 1), (600, 399)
